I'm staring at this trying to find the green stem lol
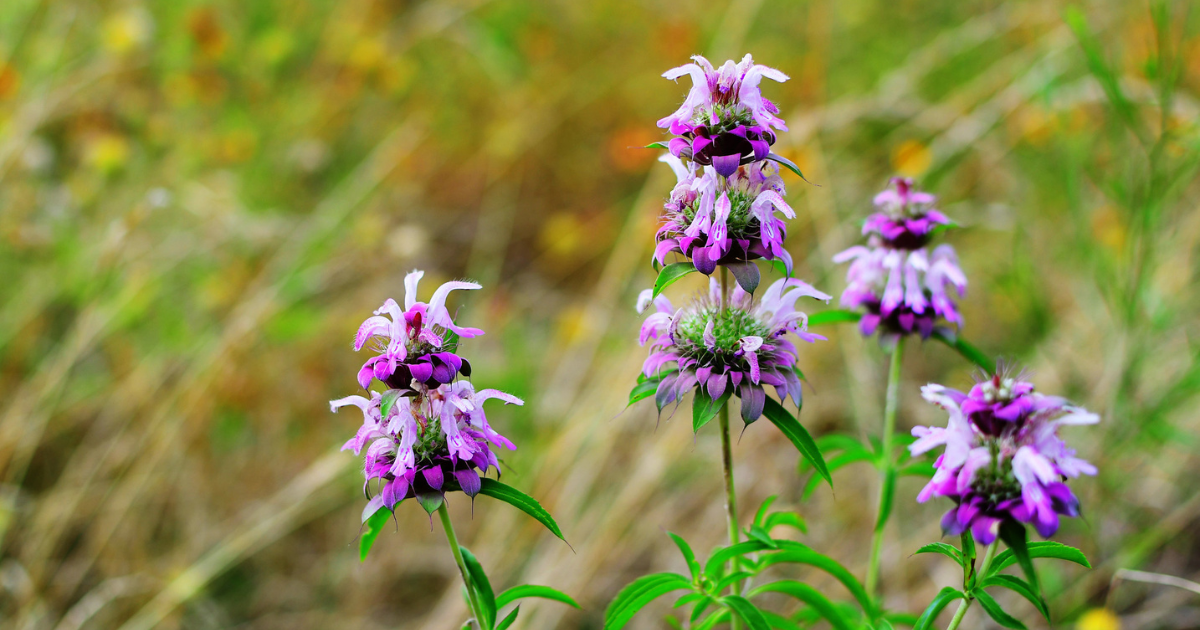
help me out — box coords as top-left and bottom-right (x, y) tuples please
(718, 267), (742, 630)
(866, 337), (905, 599)
(438, 504), (486, 630)
(945, 542), (999, 630)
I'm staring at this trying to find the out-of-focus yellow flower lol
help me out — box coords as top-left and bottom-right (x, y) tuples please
(1015, 106), (1051, 146)
(253, 29), (295, 67)
(83, 134), (131, 173)
(539, 213), (586, 260)
(1076, 608), (1120, 630)
(1091, 205), (1126, 252)
(554, 304), (590, 348)
(349, 38), (386, 73)
(102, 9), (153, 54)
(892, 140), (931, 178)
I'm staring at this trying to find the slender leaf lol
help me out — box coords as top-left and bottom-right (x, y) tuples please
(756, 541), (873, 615)
(760, 610), (803, 630)
(693, 609), (731, 630)
(998, 521), (1038, 594)
(674, 593), (704, 609)
(767, 259), (793, 279)
(645, 141), (670, 150)
(914, 542), (963, 567)
(693, 389), (732, 432)
(495, 606), (519, 630)
(379, 389), (405, 421)
(875, 620), (896, 630)
(763, 511), (807, 534)
(359, 507), (391, 562)
(883, 612), (920, 627)
(765, 152), (812, 183)
(912, 587), (965, 630)
(461, 547), (496, 630)
(975, 590), (1027, 629)
(753, 495), (778, 528)
(703, 541), (772, 579)
(628, 378), (660, 407)
(930, 328), (995, 373)
(749, 581), (852, 630)
(762, 397), (831, 487)
(603, 573), (693, 630)
(807, 309), (862, 326)
(714, 571), (755, 594)
(722, 595), (772, 630)
(746, 525), (779, 550)
(495, 584), (580, 609)
(987, 542), (1091, 575)
(653, 262), (697, 299)
(667, 532), (701, 579)
(875, 467), (896, 531)
(478, 479), (568, 544)
(982, 575), (1049, 620)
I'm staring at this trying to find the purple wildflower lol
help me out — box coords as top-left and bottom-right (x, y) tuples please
(909, 369), (1099, 544)
(658, 54), (789, 177)
(833, 178), (966, 343)
(655, 155), (795, 276)
(354, 270), (485, 391)
(331, 380), (522, 518)
(637, 276), (828, 423)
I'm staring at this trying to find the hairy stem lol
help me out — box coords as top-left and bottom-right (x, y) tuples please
(718, 267), (743, 630)
(866, 336), (905, 598)
(945, 541), (999, 630)
(438, 504), (486, 629)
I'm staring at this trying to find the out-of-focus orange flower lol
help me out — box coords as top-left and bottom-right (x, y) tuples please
(189, 8), (229, 60)
(1076, 608), (1120, 630)
(607, 126), (658, 172)
(891, 139), (931, 177)
(0, 62), (21, 100)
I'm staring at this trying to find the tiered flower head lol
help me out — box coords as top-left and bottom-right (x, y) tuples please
(637, 277), (828, 422)
(655, 155), (795, 276)
(333, 272), (523, 517)
(909, 368), (1098, 544)
(658, 54), (789, 177)
(354, 270), (484, 391)
(332, 381), (522, 517)
(833, 178), (966, 343)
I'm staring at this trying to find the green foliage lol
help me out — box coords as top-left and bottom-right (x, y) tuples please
(692, 389), (731, 432)
(761, 397), (831, 487)
(461, 547), (497, 630)
(495, 584), (580, 609)
(652, 262), (697, 299)
(358, 507), (391, 562)
(477, 479), (568, 544)
(912, 587), (965, 630)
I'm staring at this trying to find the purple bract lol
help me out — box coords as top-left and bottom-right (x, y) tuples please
(637, 276), (828, 423)
(833, 179), (965, 343)
(909, 370), (1099, 544)
(658, 54), (789, 177)
(354, 270), (484, 391)
(655, 155), (794, 276)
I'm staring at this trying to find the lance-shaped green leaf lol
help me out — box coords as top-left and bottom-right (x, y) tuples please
(495, 585), (580, 609)
(461, 547), (497, 630)
(807, 309), (863, 327)
(762, 397), (831, 487)
(667, 532), (701, 579)
(912, 587), (965, 630)
(653, 262), (697, 298)
(975, 590), (1026, 629)
(495, 606), (519, 630)
(767, 259), (793, 279)
(987, 541), (1091, 575)
(914, 542), (963, 567)
(693, 389), (732, 432)
(749, 581), (852, 630)
(478, 479), (568, 545)
(693, 609), (731, 630)
(875, 467), (896, 531)
(755, 541), (873, 615)
(645, 141), (671, 150)
(760, 610), (803, 630)
(703, 540), (773, 579)
(998, 521), (1038, 594)
(721, 595), (772, 630)
(765, 152), (812, 183)
(981, 575), (1049, 620)
(603, 572), (693, 630)
(359, 506), (391, 562)
(628, 378), (661, 407)
(930, 328), (995, 373)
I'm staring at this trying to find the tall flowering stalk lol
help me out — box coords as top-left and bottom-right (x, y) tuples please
(330, 271), (576, 630)
(830, 178), (969, 599)
(611, 54), (844, 630)
(910, 367), (1098, 630)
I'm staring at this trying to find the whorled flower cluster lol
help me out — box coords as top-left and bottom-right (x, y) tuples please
(833, 178), (966, 343)
(637, 277), (828, 422)
(655, 156), (795, 276)
(332, 271), (522, 518)
(909, 369), (1098, 544)
(658, 54), (789, 177)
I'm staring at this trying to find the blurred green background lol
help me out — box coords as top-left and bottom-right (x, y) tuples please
(0, 0), (1198, 628)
